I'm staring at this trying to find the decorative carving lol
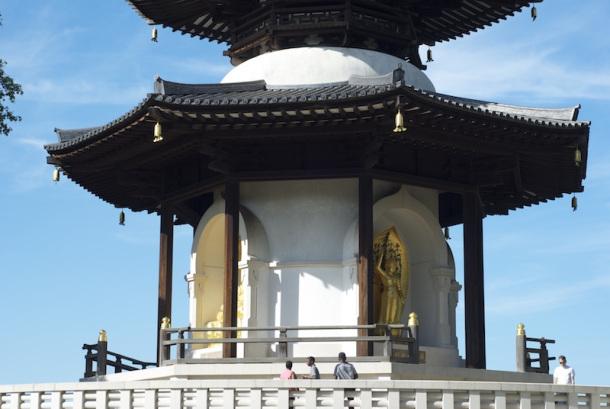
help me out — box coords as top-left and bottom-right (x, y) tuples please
(373, 226), (408, 326)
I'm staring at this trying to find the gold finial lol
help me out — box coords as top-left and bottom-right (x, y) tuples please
(151, 27), (158, 42)
(408, 312), (419, 326)
(52, 168), (61, 182)
(153, 122), (163, 143)
(574, 147), (582, 167)
(517, 323), (525, 336)
(98, 329), (108, 342)
(393, 109), (407, 133)
(161, 316), (171, 329)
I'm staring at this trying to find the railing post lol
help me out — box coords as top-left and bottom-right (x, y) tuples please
(383, 325), (393, 359)
(115, 357), (122, 373)
(539, 338), (550, 374)
(159, 317), (171, 365)
(97, 330), (108, 376)
(278, 328), (288, 358)
(408, 312), (420, 364)
(516, 323), (526, 372)
(178, 329), (186, 360)
(83, 346), (94, 378)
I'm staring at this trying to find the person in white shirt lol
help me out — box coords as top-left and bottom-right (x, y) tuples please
(302, 356), (320, 379)
(553, 355), (575, 384)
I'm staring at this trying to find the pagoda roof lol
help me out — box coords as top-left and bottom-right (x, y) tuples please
(126, 0), (542, 46)
(46, 74), (588, 223)
(48, 75), (585, 153)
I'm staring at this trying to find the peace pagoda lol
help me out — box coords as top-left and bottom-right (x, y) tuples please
(1, 1), (605, 408)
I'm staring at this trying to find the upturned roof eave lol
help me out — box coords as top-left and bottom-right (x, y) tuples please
(45, 79), (589, 156)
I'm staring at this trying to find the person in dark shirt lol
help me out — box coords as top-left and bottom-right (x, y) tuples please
(334, 352), (358, 379)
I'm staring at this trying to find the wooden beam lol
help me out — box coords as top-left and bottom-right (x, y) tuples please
(358, 175), (375, 356)
(223, 180), (240, 358)
(156, 209), (174, 365)
(369, 169), (476, 193)
(463, 192), (486, 369)
(161, 176), (225, 205)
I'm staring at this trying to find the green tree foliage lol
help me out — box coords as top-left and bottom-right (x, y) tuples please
(0, 14), (23, 136)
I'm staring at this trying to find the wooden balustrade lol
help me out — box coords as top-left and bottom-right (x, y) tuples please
(82, 341), (155, 378)
(516, 325), (556, 374)
(158, 324), (419, 366)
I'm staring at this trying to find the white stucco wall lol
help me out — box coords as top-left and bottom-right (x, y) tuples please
(222, 47), (435, 91)
(189, 179), (460, 365)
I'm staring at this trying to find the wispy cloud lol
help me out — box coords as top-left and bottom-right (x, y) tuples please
(114, 230), (157, 246)
(7, 163), (49, 193)
(428, 43), (610, 102)
(166, 58), (232, 79)
(488, 274), (610, 315)
(14, 137), (52, 149)
(426, 5), (610, 104)
(22, 79), (149, 105)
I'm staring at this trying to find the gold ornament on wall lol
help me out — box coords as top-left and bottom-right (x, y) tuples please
(373, 226), (409, 328)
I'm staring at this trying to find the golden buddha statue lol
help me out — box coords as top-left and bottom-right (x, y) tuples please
(373, 227), (409, 328)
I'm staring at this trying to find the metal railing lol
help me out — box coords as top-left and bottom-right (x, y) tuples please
(83, 331), (156, 378)
(158, 323), (419, 366)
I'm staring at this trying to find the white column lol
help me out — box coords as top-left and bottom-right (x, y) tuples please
(449, 280), (462, 347)
(432, 267), (454, 346)
(186, 272), (201, 328)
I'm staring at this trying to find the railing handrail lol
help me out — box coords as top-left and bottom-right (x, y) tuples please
(2, 379), (609, 393)
(82, 344), (155, 367)
(163, 335), (415, 345)
(163, 323), (406, 333)
(158, 323), (419, 365)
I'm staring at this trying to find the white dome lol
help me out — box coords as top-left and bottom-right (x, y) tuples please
(221, 47), (435, 91)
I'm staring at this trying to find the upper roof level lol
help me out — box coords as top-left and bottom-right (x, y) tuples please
(127, 0), (542, 67)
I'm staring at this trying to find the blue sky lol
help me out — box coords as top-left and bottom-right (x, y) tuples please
(1, 0), (609, 386)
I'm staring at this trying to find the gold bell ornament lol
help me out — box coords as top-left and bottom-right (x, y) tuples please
(153, 122), (163, 143)
(426, 48), (434, 63)
(393, 109), (407, 133)
(574, 147), (582, 167)
(571, 195), (577, 212)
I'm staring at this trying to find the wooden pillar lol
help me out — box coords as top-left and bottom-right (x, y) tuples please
(463, 192), (486, 369)
(156, 209), (173, 364)
(357, 175), (374, 356)
(223, 180), (240, 358)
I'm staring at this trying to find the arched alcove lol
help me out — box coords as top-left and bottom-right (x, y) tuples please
(343, 185), (460, 365)
(188, 197), (272, 357)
